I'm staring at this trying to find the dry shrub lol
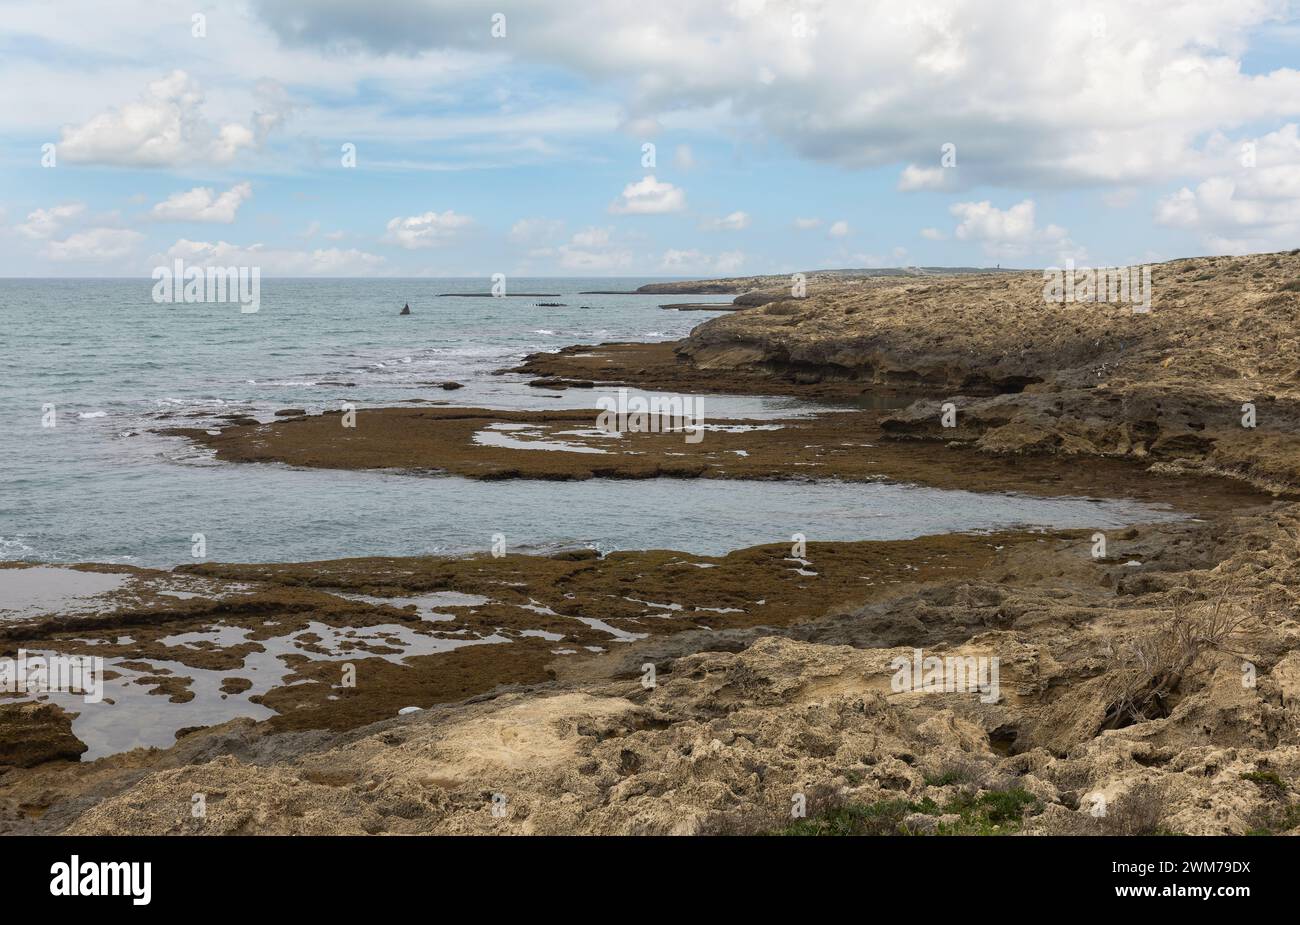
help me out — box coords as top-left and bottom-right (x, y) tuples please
(1101, 780), (1169, 835)
(1036, 781), (1169, 836)
(1099, 585), (1263, 732)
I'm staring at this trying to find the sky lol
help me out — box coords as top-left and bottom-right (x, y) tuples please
(1, 0), (1298, 277)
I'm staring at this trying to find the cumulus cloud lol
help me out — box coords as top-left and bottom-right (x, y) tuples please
(250, 0), (1300, 189)
(1154, 123), (1300, 253)
(43, 228), (143, 262)
(17, 203), (86, 239)
(150, 183), (253, 223)
(58, 71), (266, 167)
(699, 211), (750, 231)
(793, 217), (823, 230)
(608, 175), (686, 214)
(383, 210), (473, 248)
(898, 164), (950, 192)
(156, 239), (387, 276)
(828, 220), (850, 238)
(949, 199), (1079, 261)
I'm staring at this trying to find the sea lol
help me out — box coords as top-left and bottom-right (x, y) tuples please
(0, 277), (1181, 569)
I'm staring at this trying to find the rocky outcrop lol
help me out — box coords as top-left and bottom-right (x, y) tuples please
(636, 267), (1009, 295)
(0, 703), (87, 768)
(25, 502), (1300, 836)
(679, 252), (1300, 492)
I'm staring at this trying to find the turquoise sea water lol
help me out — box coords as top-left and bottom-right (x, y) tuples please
(0, 278), (1181, 568)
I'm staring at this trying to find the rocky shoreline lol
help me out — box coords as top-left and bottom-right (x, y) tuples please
(4, 252), (1299, 835)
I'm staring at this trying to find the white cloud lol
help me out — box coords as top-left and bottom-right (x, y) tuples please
(250, 0), (1300, 189)
(699, 211), (750, 231)
(1155, 188), (1201, 227)
(793, 217), (823, 230)
(951, 200), (1037, 247)
(609, 175), (686, 214)
(673, 144), (696, 170)
(17, 203), (85, 239)
(949, 198), (1080, 261)
(43, 228), (143, 262)
(1153, 123), (1300, 253)
(383, 210), (473, 249)
(156, 239), (387, 276)
(920, 227), (947, 241)
(828, 220), (850, 238)
(150, 183), (253, 223)
(898, 164), (950, 192)
(58, 71), (263, 167)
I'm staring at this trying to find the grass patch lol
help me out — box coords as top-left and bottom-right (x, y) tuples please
(774, 797), (938, 836)
(773, 787), (1042, 836)
(1241, 770), (1286, 791)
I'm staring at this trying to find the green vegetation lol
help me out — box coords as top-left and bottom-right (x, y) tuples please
(1241, 770), (1286, 792)
(1241, 770), (1299, 834)
(773, 787), (1042, 836)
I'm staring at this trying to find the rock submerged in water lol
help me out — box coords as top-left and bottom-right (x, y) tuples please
(400, 303), (411, 315)
(440, 382), (463, 390)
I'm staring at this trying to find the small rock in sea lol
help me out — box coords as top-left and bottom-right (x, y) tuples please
(549, 548), (600, 561)
(400, 303), (411, 315)
(440, 381), (464, 390)
(398, 706), (422, 715)
(274, 408), (307, 416)
(528, 378), (595, 389)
